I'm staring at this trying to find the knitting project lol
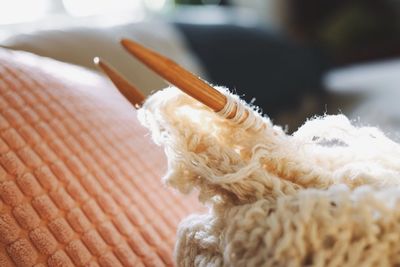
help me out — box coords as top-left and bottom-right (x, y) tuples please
(139, 87), (400, 267)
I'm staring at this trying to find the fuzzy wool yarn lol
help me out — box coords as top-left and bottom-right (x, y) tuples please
(138, 87), (400, 267)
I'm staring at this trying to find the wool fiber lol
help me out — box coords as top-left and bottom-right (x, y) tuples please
(139, 87), (400, 267)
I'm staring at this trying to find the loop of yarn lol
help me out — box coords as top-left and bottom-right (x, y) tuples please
(139, 87), (400, 267)
(217, 92), (265, 132)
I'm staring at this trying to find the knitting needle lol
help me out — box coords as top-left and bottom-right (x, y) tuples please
(120, 39), (237, 118)
(94, 57), (145, 108)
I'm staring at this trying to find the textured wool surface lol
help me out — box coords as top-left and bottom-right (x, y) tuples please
(139, 87), (400, 267)
(0, 48), (202, 267)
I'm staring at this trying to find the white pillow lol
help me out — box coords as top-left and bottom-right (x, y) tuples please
(2, 20), (206, 94)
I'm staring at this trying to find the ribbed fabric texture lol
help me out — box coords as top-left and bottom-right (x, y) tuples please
(0, 48), (201, 267)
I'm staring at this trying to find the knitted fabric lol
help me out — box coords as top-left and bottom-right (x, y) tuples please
(0, 48), (202, 267)
(139, 87), (400, 267)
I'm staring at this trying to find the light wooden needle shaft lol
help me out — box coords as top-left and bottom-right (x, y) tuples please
(94, 57), (145, 108)
(120, 39), (229, 114)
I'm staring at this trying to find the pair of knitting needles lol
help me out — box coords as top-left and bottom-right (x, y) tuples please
(94, 39), (238, 119)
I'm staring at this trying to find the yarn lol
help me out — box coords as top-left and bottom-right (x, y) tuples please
(139, 86), (400, 267)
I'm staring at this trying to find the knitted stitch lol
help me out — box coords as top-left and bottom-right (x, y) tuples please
(139, 87), (400, 267)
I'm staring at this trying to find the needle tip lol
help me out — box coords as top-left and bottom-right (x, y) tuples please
(120, 38), (130, 47)
(93, 56), (145, 108)
(93, 56), (100, 65)
(120, 38), (227, 113)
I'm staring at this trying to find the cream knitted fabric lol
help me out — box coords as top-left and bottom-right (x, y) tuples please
(138, 87), (400, 267)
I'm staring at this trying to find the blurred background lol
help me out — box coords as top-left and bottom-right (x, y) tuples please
(1, 0), (400, 136)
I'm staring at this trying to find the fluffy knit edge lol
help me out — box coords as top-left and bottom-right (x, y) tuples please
(138, 87), (400, 267)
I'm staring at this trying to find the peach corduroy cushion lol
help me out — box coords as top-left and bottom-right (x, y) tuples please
(0, 48), (201, 267)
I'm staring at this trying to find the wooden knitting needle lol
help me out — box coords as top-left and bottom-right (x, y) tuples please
(120, 38), (237, 118)
(94, 57), (145, 108)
